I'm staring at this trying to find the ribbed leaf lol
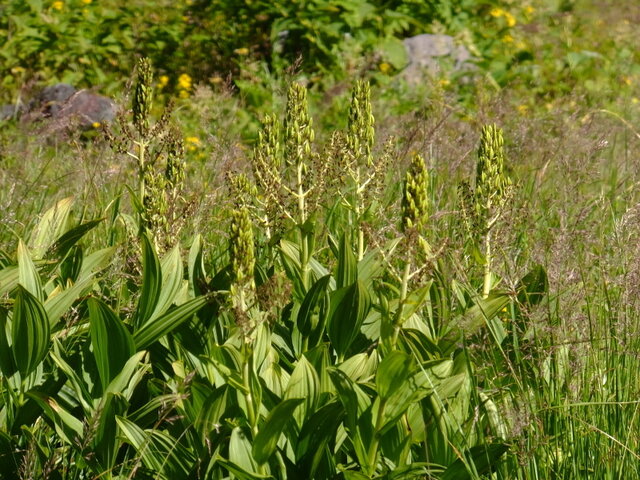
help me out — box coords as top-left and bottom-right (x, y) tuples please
(0, 265), (19, 297)
(17, 240), (43, 302)
(252, 398), (304, 464)
(376, 351), (413, 400)
(0, 307), (16, 377)
(134, 295), (210, 349)
(441, 443), (509, 480)
(284, 356), (318, 426)
(229, 427), (259, 475)
(327, 280), (371, 358)
(335, 234), (357, 289)
(29, 197), (74, 259)
(44, 218), (104, 261)
(12, 285), (50, 377)
(134, 233), (162, 328)
(296, 274), (331, 337)
(147, 244), (183, 322)
(296, 401), (344, 477)
(188, 234), (205, 297)
(214, 456), (273, 479)
(88, 298), (135, 391)
(116, 416), (196, 480)
(27, 392), (83, 445)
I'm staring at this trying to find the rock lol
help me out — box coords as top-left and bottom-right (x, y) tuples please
(52, 90), (117, 128)
(19, 83), (116, 129)
(0, 103), (23, 121)
(402, 34), (474, 83)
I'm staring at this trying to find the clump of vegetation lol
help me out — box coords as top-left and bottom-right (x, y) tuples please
(1, 1), (640, 478)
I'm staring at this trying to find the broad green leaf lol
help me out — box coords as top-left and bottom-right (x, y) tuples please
(148, 244), (183, 322)
(335, 234), (357, 289)
(338, 352), (376, 382)
(17, 240), (43, 302)
(443, 292), (510, 347)
(284, 356), (319, 426)
(252, 398), (304, 464)
(0, 307), (16, 377)
(296, 401), (345, 477)
(214, 456), (273, 479)
(188, 234), (205, 297)
(441, 443), (509, 480)
(0, 265), (19, 297)
(12, 285), (50, 377)
(29, 197), (74, 259)
(134, 233), (162, 328)
(376, 351), (413, 401)
(517, 264), (548, 307)
(92, 393), (127, 470)
(134, 294), (210, 349)
(104, 351), (148, 397)
(44, 218), (104, 261)
(296, 274), (331, 337)
(76, 247), (116, 283)
(229, 426), (259, 475)
(327, 280), (371, 358)
(88, 298), (135, 391)
(378, 36), (409, 69)
(50, 339), (93, 412)
(27, 392), (83, 445)
(116, 416), (196, 480)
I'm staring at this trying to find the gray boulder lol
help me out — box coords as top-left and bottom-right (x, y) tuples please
(18, 83), (116, 129)
(0, 103), (24, 121)
(402, 34), (474, 83)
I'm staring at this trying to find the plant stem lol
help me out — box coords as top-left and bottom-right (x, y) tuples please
(482, 228), (492, 298)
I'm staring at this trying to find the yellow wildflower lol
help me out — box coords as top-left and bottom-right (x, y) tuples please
(11, 66), (25, 75)
(185, 136), (201, 151)
(378, 62), (391, 74)
(179, 90), (190, 99)
(524, 5), (535, 15)
(504, 12), (516, 27)
(52, 1), (64, 10)
(82, 0), (92, 4)
(178, 73), (192, 90)
(490, 7), (516, 27)
(632, 97), (639, 104)
(234, 47), (250, 56)
(92, 122), (101, 129)
(502, 34), (514, 43)
(517, 104), (528, 115)
(622, 76), (632, 86)
(157, 75), (169, 89)
(439, 78), (450, 87)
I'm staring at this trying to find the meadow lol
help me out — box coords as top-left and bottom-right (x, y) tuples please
(1, 0), (640, 478)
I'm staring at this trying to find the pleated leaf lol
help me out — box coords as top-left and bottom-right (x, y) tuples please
(17, 240), (43, 302)
(252, 398), (304, 464)
(134, 233), (162, 328)
(134, 295), (210, 349)
(12, 285), (50, 377)
(327, 280), (371, 358)
(88, 297), (135, 391)
(29, 197), (74, 259)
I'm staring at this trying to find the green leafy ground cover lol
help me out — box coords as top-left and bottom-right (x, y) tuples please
(1, 0), (640, 478)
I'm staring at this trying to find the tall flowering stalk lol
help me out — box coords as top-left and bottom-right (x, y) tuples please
(474, 124), (512, 297)
(132, 57), (153, 212)
(390, 153), (431, 349)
